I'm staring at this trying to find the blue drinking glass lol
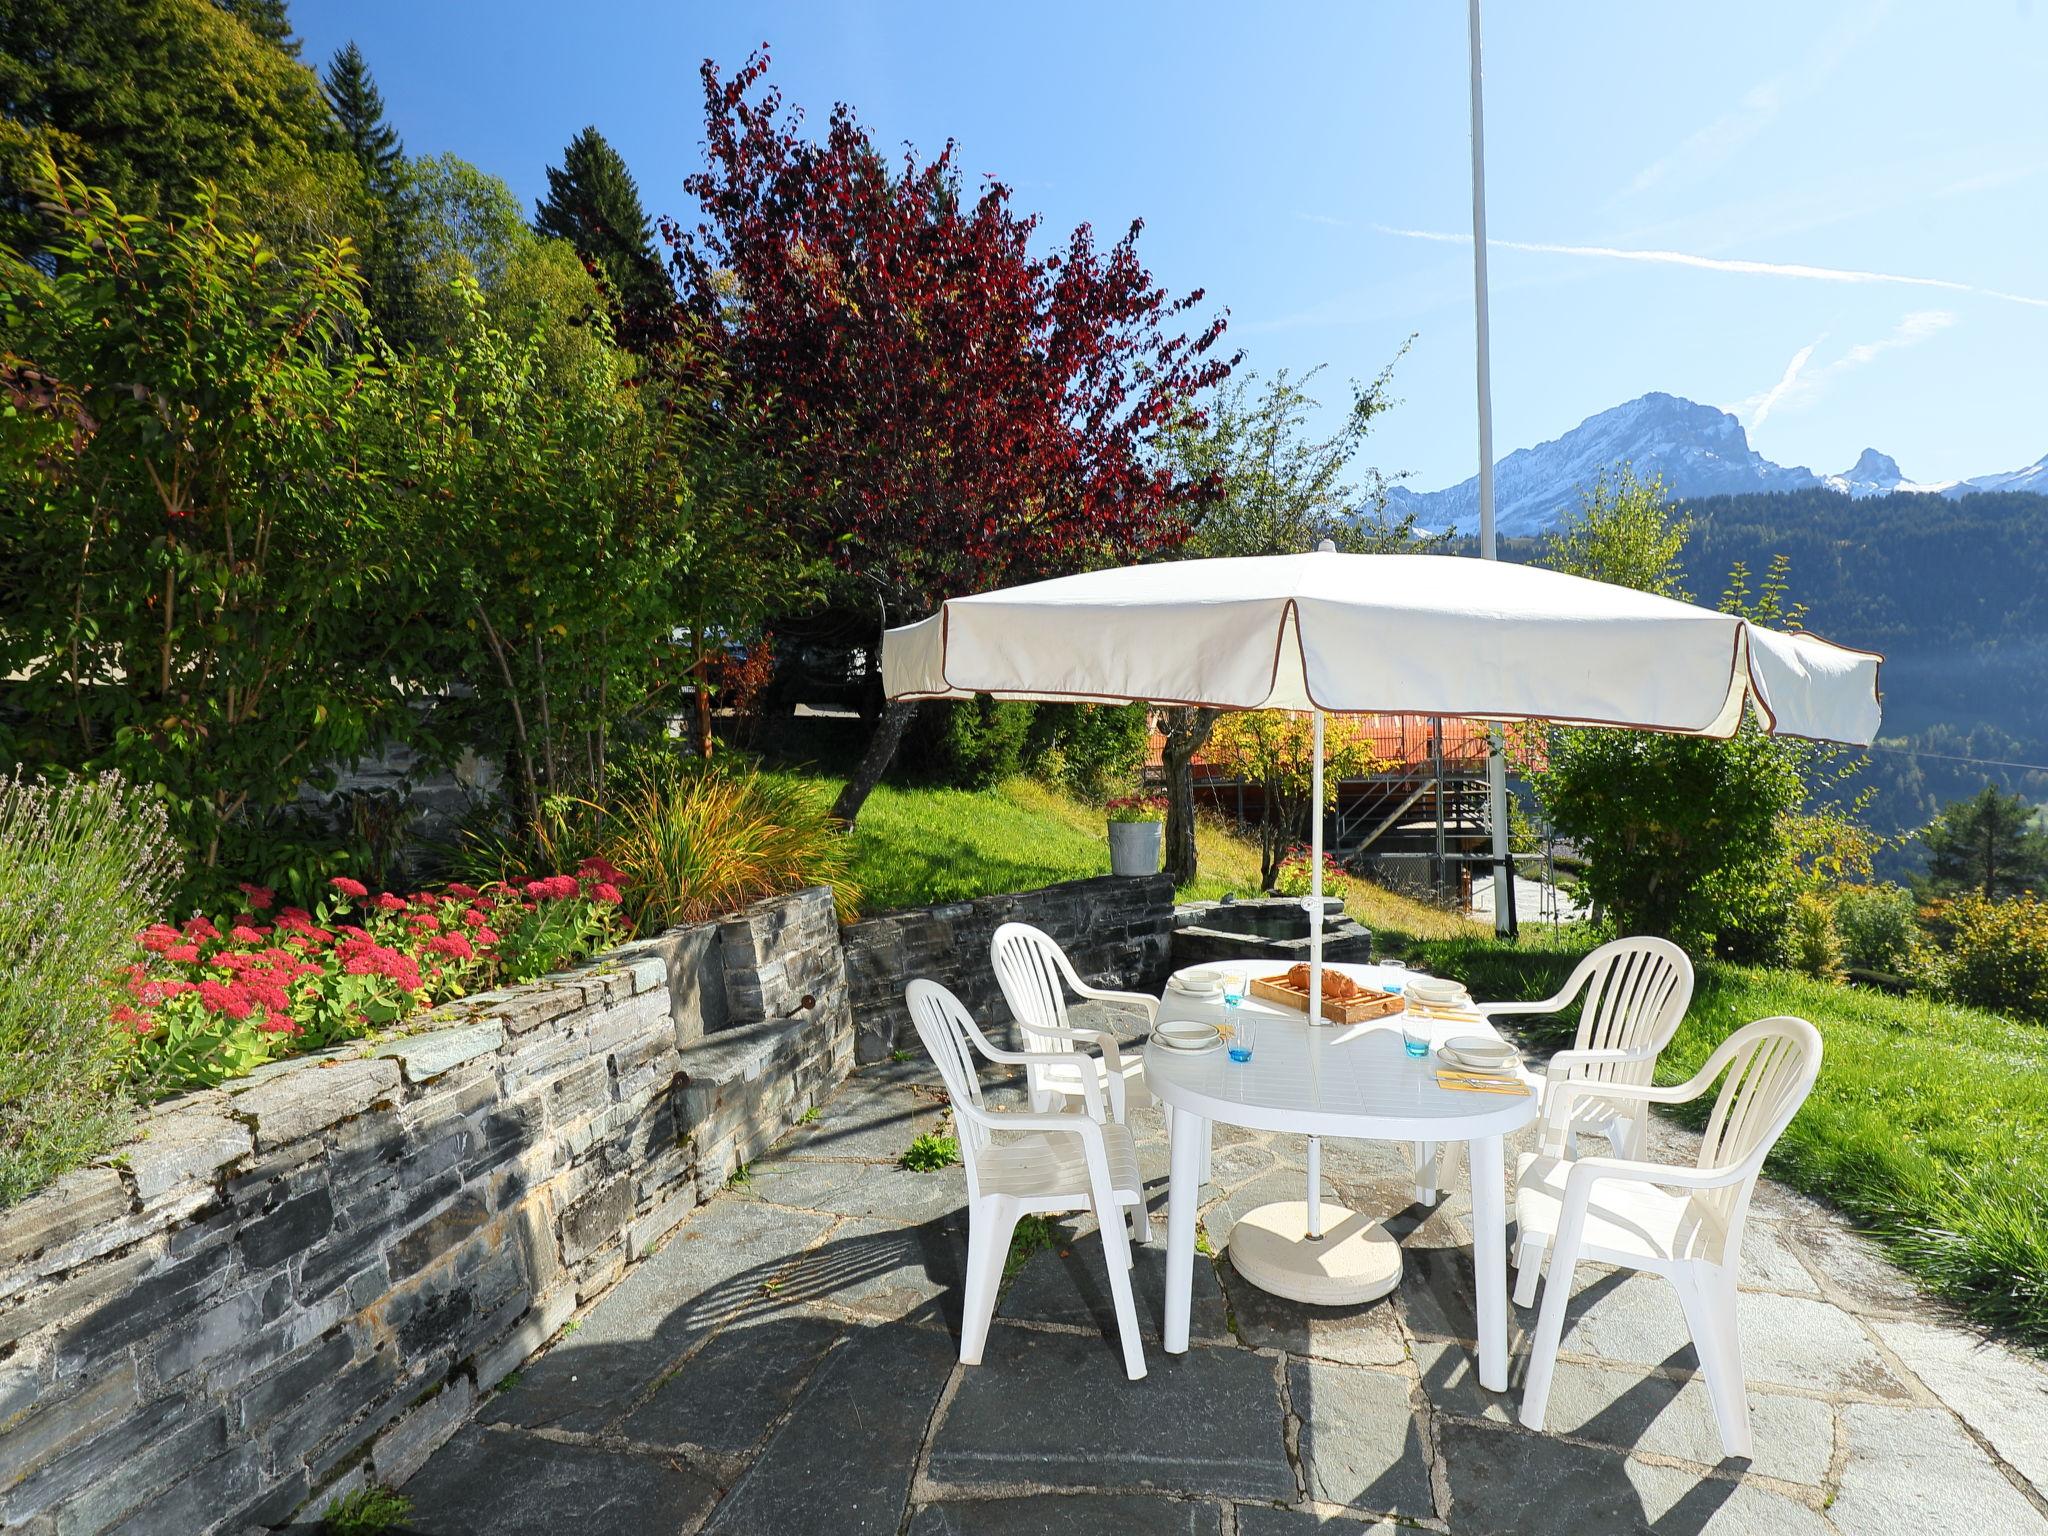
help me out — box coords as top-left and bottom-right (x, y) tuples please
(1228, 1016), (1255, 1063)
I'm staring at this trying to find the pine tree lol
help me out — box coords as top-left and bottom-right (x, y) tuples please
(1921, 785), (2048, 900)
(533, 126), (669, 328)
(322, 43), (403, 196)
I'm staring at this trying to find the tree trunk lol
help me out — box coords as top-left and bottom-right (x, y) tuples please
(832, 699), (919, 824)
(1161, 705), (1219, 888)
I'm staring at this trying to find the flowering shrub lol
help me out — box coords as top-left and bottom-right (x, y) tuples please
(1271, 845), (1350, 900)
(121, 862), (627, 1093)
(1105, 794), (1167, 825)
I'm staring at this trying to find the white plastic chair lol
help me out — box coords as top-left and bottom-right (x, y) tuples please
(990, 922), (1157, 1122)
(1514, 1016), (1823, 1457)
(1481, 935), (1694, 1161)
(904, 978), (1151, 1381)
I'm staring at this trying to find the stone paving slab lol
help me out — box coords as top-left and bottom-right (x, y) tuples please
(399, 1425), (718, 1534)
(1232, 1509), (1400, 1535)
(928, 1324), (1297, 1502)
(739, 1155), (965, 1226)
(1830, 1402), (2048, 1535)
(1868, 1313), (2048, 1493)
(616, 1312), (845, 1455)
(998, 1234), (1230, 1345)
(1287, 1358), (1433, 1518)
(782, 1214), (961, 1324)
(1437, 1418), (1832, 1536)
(908, 1494), (1223, 1534)
(480, 1198), (834, 1433)
(701, 1321), (955, 1536)
(776, 1075), (949, 1163)
(1411, 1338), (1834, 1486)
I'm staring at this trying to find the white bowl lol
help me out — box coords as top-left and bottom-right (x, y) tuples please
(1172, 967), (1226, 994)
(1154, 1021), (1222, 1051)
(1444, 1035), (1515, 1064)
(1405, 976), (1468, 1003)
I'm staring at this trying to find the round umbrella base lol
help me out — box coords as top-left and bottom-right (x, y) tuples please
(1227, 1201), (1402, 1306)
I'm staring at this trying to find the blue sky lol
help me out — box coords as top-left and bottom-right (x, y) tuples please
(294, 1), (2047, 491)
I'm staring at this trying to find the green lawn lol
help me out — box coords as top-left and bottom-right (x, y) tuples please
(793, 769), (1472, 939)
(1412, 935), (2048, 1348)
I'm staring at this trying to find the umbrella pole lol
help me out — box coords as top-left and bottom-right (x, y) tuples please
(1306, 709), (1325, 1240)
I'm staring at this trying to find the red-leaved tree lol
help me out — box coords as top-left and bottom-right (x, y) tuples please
(666, 49), (1236, 820)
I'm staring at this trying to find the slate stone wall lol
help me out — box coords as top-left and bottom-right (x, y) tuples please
(840, 874), (1175, 1061)
(0, 887), (850, 1534)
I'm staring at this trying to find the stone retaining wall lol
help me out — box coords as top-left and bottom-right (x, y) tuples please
(840, 874), (1175, 1061)
(0, 887), (850, 1535)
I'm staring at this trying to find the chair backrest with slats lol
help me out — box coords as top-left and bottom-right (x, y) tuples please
(1570, 936), (1695, 1088)
(1693, 1016), (1823, 1231)
(904, 980), (995, 1196)
(990, 922), (1076, 1056)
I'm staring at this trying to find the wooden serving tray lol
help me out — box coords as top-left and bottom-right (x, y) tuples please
(1249, 974), (1405, 1025)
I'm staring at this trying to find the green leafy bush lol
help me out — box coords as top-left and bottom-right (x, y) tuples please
(1786, 892), (1843, 981)
(1933, 894), (2048, 1020)
(901, 699), (1036, 789)
(1834, 883), (1919, 976)
(0, 771), (178, 1205)
(1027, 703), (1150, 798)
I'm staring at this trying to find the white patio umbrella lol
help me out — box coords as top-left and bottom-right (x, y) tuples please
(882, 546), (1881, 1291)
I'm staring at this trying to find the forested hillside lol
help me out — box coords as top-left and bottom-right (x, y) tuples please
(1502, 487), (2048, 870)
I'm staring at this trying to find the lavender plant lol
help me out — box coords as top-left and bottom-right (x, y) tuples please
(0, 770), (180, 1204)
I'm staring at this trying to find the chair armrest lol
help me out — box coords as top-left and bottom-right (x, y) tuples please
(1478, 998), (1565, 1018)
(1538, 1070), (1698, 1151)
(1071, 985), (1161, 1024)
(1012, 1023), (1130, 1120)
(1563, 1153), (1752, 1197)
(964, 1104), (1111, 1145)
(967, 1042), (1109, 1120)
(1544, 1044), (1660, 1080)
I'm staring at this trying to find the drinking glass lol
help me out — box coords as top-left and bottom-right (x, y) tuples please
(1380, 957), (1408, 994)
(1223, 969), (1245, 1010)
(1228, 1016), (1255, 1063)
(1402, 1018), (1431, 1059)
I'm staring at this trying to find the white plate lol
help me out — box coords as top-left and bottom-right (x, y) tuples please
(1176, 966), (1226, 989)
(1169, 975), (1226, 997)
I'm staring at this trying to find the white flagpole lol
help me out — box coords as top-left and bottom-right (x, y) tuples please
(1469, 0), (1515, 939)
(1306, 703), (1326, 1239)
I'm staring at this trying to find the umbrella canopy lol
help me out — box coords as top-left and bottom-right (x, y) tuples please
(881, 551), (1882, 745)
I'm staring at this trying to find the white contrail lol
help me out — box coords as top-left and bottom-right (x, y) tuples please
(1748, 342), (1818, 430)
(1375, 226), (2048, 310)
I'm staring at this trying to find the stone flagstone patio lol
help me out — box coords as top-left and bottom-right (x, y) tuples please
(378, 1020), (2048, 1536)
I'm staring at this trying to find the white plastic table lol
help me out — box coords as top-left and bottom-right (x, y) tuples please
(1148, 961), (1537, 1392)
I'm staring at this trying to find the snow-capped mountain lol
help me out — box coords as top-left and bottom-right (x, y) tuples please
(1381, 392), (2045, 534)
(1950, 451), (2048, 498)
(1821, 449), (1960, 499)
(1383, 393), (1821, 536)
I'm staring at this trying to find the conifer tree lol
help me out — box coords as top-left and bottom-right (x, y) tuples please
(322, 42), (403, 196)
(534, 126), (669, 328)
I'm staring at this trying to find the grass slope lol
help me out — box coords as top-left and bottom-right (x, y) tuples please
(1415, 937), (2048, 1348)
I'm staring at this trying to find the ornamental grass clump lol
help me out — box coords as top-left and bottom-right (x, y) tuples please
(597, 763), (859, 927)
(0, 770), (179, 1206)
